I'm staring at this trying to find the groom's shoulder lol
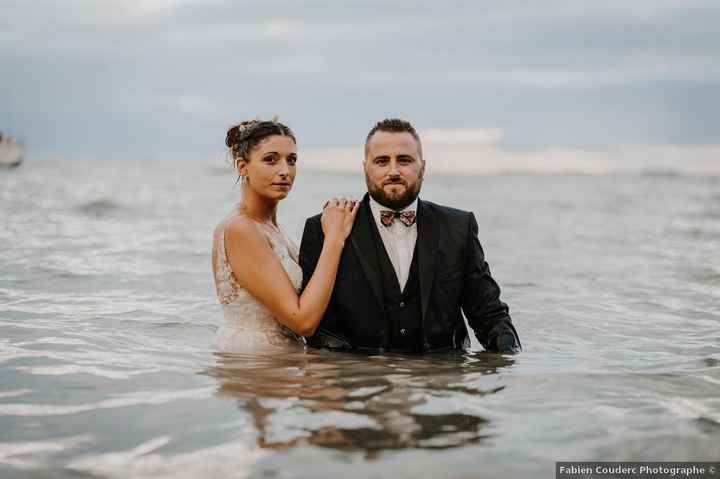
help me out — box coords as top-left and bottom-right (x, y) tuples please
(422, 199), (472, 224)
(302, 213), (324, 237)
(305, 212), (323, 226)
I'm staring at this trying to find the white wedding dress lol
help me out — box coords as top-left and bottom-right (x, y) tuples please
(212, 216), (305, 353)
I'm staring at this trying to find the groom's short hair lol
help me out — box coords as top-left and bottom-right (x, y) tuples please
(365, 118), (423, 158)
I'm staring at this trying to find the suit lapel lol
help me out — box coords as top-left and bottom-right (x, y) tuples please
(350, 194), (384, 310)
(417, 199), (438, 321)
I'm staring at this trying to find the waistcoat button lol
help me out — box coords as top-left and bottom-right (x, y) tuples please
(400, 328), (407, 336)
(399, 301), (405, 308)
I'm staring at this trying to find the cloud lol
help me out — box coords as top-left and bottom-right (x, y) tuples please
(422, 128), (503, 146)
(0, 0), (718, 170)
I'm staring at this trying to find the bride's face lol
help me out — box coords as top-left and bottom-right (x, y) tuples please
(238, 135), (297, 201)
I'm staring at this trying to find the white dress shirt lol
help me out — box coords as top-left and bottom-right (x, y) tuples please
(368, 196), (418, 291)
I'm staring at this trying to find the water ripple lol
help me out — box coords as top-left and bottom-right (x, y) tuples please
(0, 387), (214, 417)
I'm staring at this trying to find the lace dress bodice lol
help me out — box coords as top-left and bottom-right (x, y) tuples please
(213, 217), (304, 353)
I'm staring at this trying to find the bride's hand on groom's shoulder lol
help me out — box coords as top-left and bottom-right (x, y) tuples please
(321, 197), (360, 243)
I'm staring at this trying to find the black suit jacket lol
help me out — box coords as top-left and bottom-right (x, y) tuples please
(299, 194), (521, 353)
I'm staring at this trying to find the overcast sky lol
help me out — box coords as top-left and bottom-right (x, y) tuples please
(1, 0), (719, 173)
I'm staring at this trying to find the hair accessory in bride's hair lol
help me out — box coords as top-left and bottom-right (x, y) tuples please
(226, 119), (257, 152)
(225, 117), (296, 166)
(235, 119), (259, 140)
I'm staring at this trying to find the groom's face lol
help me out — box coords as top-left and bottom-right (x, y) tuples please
(364, 131), (425, 210)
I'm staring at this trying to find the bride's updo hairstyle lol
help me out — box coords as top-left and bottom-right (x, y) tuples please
(225, 119), (296, 164)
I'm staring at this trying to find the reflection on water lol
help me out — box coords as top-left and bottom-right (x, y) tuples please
(204, 350), (514, 455)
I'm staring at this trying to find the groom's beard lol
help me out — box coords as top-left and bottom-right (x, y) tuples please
(366, 176), (423, 211)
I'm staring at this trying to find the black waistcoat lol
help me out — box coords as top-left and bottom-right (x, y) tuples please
(368, 215), (424, 352)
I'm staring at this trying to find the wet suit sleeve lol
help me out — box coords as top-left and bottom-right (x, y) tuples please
(461, 213), (522, 353)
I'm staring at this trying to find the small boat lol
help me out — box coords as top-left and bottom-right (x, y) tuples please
(0, 132), (23, 168)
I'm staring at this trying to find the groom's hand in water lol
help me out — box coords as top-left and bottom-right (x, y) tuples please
(496, 333), (520, 353)
(321, 197), (360, 243)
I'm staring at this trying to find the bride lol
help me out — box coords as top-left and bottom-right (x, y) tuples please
(211, 119), (358, 352)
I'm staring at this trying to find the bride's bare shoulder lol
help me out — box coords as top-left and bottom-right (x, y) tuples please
(214, 212), (252, 241)
(223, 214), (270, 253)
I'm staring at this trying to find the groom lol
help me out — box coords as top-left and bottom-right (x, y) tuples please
(299, 118), (521, 354)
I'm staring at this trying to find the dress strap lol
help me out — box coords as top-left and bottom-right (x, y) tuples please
(214, 221), (241, 304)
(251, 221), (297, 261)
(218, 225), (229, 271)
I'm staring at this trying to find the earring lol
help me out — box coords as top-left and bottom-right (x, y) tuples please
(235, 174), (249, 187)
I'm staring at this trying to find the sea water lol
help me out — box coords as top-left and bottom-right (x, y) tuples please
(1, 159), (718, 478)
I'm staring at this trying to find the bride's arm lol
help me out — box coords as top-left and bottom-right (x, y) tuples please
(224, 202), (357, 337)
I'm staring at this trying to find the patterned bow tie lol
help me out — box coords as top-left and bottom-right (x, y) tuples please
(379, 210), (416, 227)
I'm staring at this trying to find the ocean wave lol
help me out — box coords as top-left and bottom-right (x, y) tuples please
(639, 168), (682, 178)
(0, 388), (33, 399)
(66, 435), (265, 479)
(74, 198), (128, 217)
(0, 435), (94, 470)
(660, 397), (720, 423)
(13, 364), (160, 379)
(0, 387), (214, 417)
